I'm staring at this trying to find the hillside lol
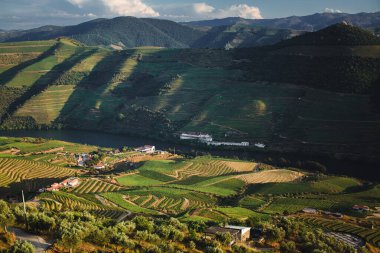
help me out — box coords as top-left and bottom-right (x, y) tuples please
(0, 137), (378, 252)
(0, 25), (379, 163)
(1, 17), (206, 49)
(277, 22), (380, 46)
(184, 12), (380, 32)
(234, 24), (380, 93)
(191, 24), (303, 49)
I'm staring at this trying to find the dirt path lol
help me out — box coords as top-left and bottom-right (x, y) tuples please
(9, 227), (52, 253)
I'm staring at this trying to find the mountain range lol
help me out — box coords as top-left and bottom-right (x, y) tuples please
(0, 12), (379, 49)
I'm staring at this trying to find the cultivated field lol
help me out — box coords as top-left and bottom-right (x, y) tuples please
(299, 216), (380, 247)
(0, 158), (75, 189)
(72, 179), (122, 194)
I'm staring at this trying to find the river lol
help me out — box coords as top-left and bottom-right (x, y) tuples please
(0, 129), (378, 181)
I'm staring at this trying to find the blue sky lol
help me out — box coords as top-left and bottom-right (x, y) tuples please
(0, 0), (379, 30)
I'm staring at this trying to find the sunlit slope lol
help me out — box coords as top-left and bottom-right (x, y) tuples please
(0, 34), (379, 161)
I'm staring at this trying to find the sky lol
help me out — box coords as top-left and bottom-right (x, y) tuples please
(0, 0), (379, 30)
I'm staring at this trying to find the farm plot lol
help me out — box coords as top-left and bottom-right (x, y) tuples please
(171, 175), (245, 196)
(237, 169), (304, 184)
(298, 217), (380, 247)
(38, 191), (125, 219)
(15, 85), (77, 124)
(0, 158), (75, 188)
(103, 187), (216, 214)
(245, 176), (362, 196)
(72, 179), (122, 194)
(263, 197), (336, 214)
(215, 207), (268, 220)
(0, 137), (98, 154)
(171, 158), (257, 179)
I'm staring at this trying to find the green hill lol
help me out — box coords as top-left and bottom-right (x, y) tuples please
(277, 22), (380, 46)
(234, 24), (380, 93)
(0, 26), (379, 163)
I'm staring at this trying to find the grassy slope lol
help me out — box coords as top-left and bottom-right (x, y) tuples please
(0, 40), (379, 161)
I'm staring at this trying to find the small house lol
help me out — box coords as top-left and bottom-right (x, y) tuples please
(94, 163), (105, 170)
(204, 225), (251, 243)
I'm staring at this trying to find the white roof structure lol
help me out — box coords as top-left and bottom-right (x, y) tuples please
(225, 225), (251, 234)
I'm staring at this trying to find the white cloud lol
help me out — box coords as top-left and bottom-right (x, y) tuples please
(101, 0), (159, 17)
(193, 3), (215, 14)
(216, 4), (262, 19)
(324, 8), (343, 13)
(67, 0), (159, 17)
(67, 0), (89, 8)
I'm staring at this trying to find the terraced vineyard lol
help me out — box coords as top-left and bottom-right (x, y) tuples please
(0, 158), (76, 189)
(103, 187), (216, 214)
(169, 159), (257, 179)
(236, 169), (304, 184)
(38, 191), (126, 220)
(72, 179), (123, 194)
(298, 217), (380, 247)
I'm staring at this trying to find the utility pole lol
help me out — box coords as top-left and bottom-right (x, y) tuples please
(21, 190), (28, 230)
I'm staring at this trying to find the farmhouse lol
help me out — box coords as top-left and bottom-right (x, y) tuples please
(44, 177), (80, 192)
(93, 162), (105, 170)
(180, 132), (213, 142)
(134, 145), (156, 154)
(204, 225), (251, 243)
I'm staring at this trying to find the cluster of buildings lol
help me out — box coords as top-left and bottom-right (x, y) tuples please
(179, 132), (266, 148)
(39, 177), (80, 192)
(76, 153), (91, 167)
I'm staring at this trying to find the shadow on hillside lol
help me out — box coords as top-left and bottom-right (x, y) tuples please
(0, 48), (97, 124)
(56, 50), (135, 126)
(0, 42), (60, 86)
(0, 177), (66, 200)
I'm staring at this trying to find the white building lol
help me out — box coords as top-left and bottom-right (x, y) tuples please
(134, 145), (156, 154)
(254, 143), (266, 148)
(208, 141), (249, 147)
(224, 225), (251, 242)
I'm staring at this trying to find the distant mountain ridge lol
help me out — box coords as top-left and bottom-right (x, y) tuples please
(184, 12), (380, 31)
(0, 12), (379, 49)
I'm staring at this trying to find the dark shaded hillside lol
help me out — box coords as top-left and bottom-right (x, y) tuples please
(277, 23), (380, 46)
(233, 24), (380, 94)
(191, 25), (303, 49)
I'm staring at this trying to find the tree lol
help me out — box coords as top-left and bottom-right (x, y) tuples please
(11, 240), (35, 253)
(133, 216), (154, 232)
(280, 241), (299, 253)
(266, 227), (285, 243)
(215, 232), (232, 246)
(0, 200), (15, 232)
